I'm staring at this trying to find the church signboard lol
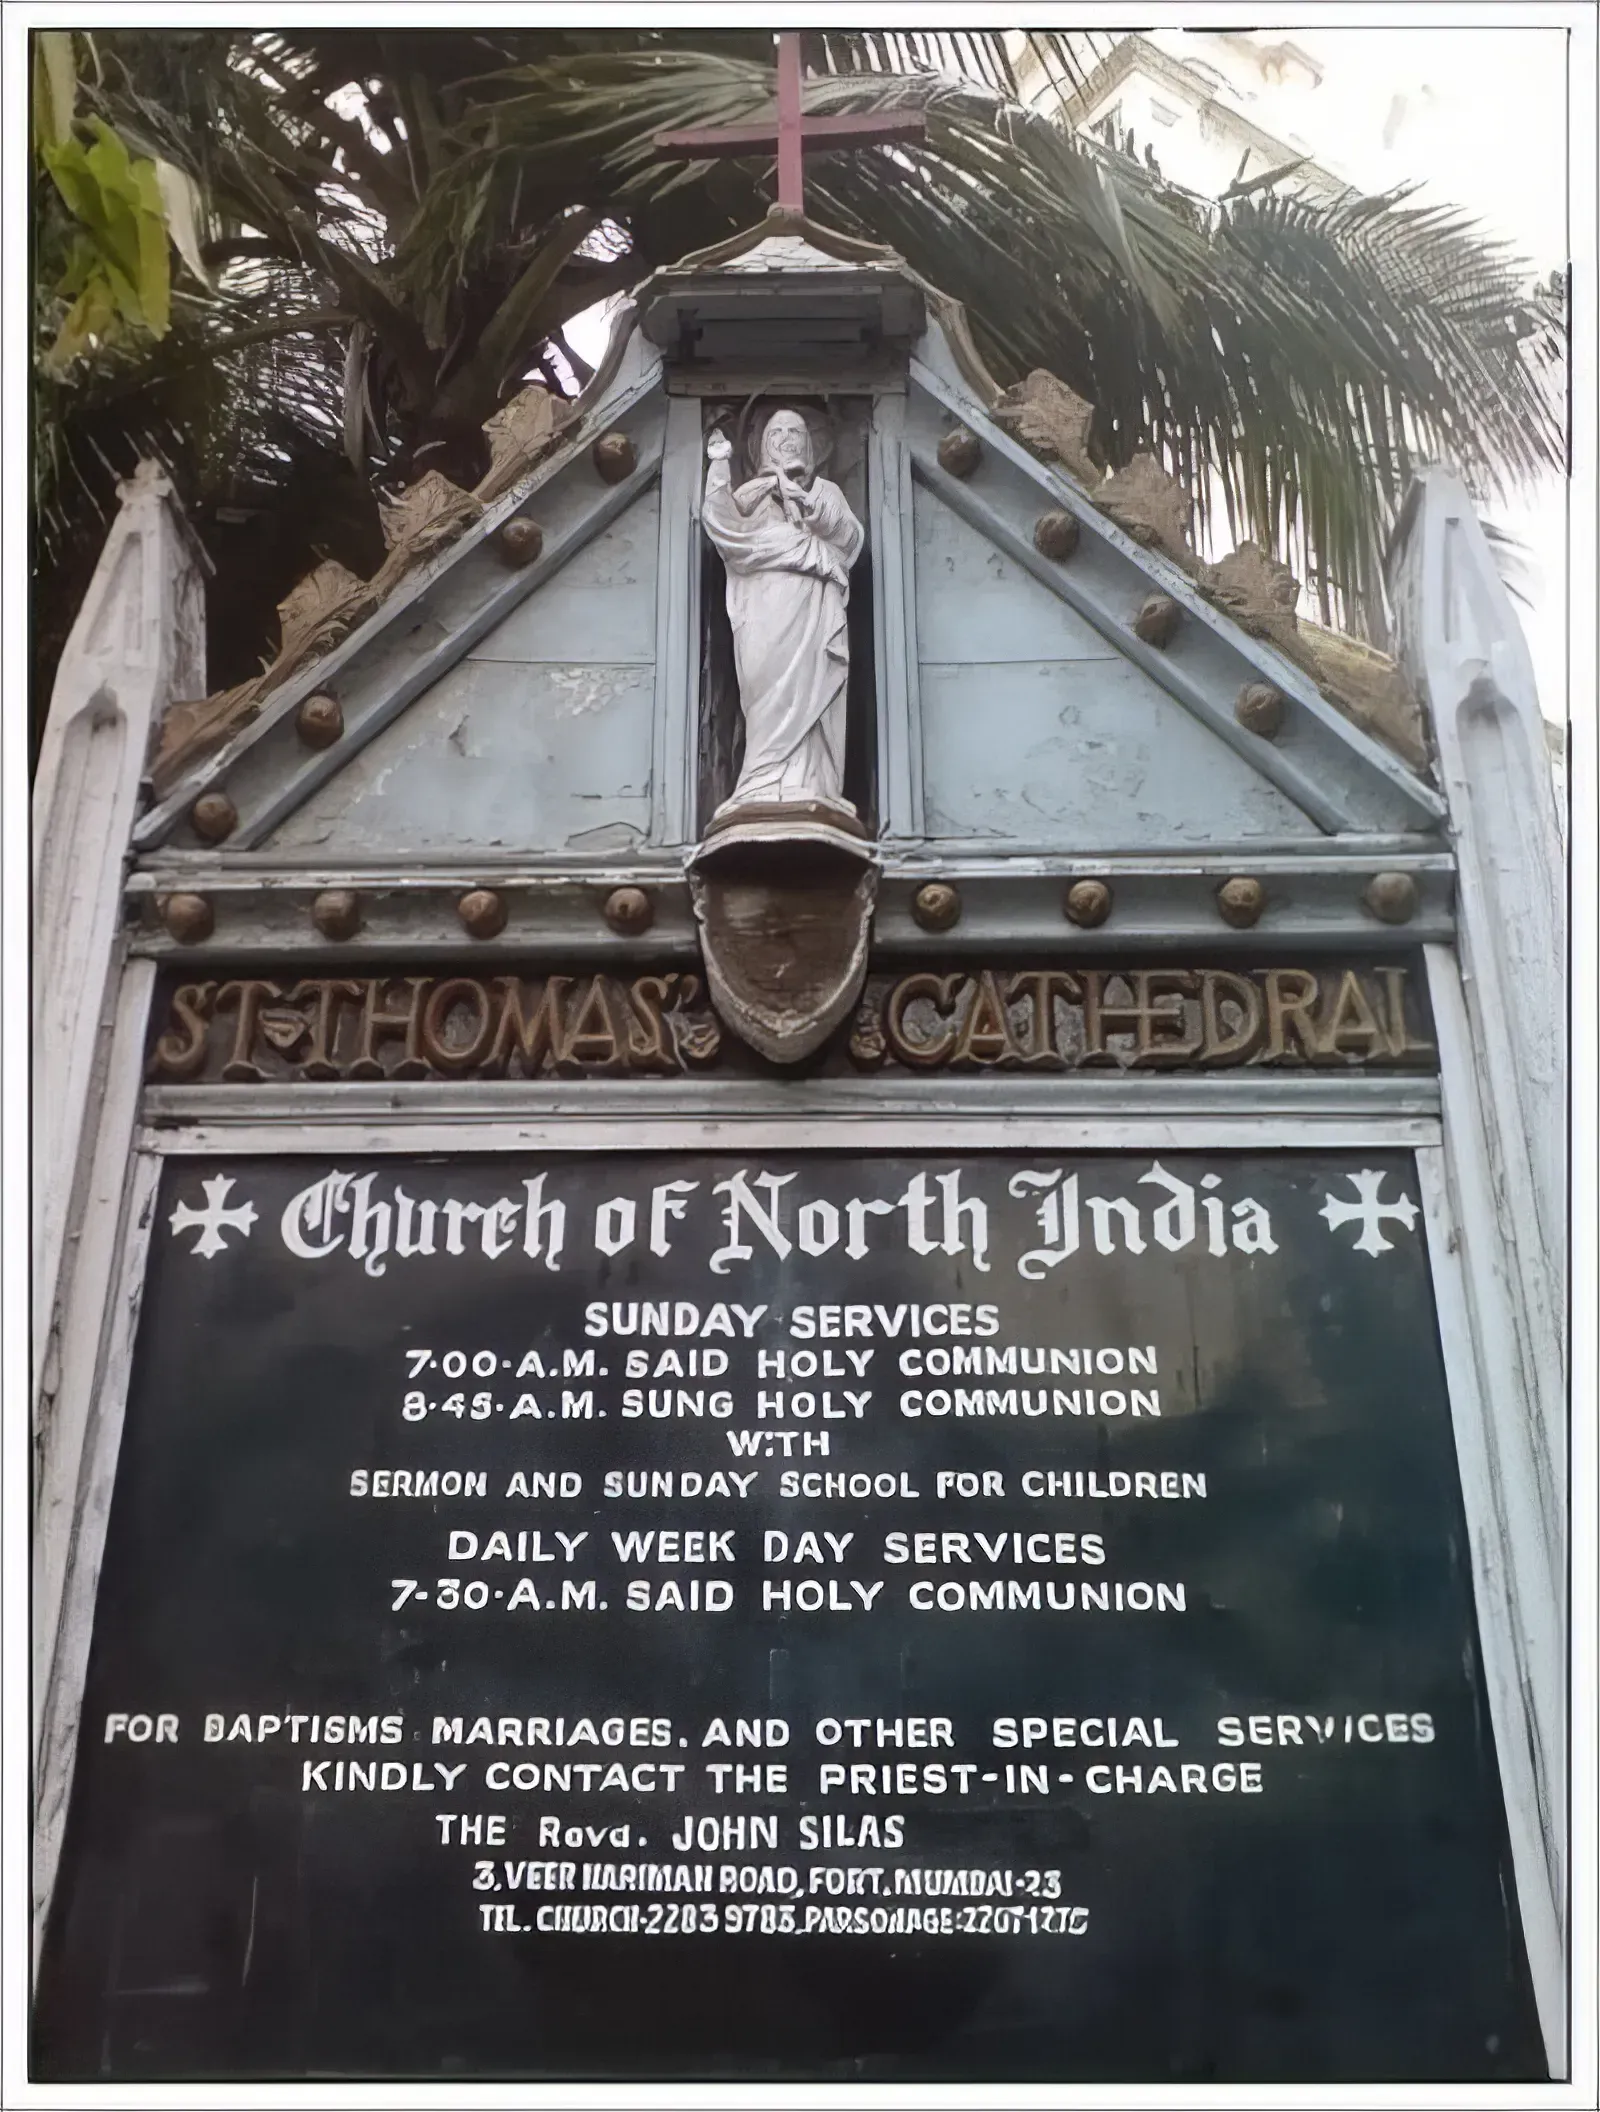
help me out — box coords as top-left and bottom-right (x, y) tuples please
(33, 1148), (1544, 2079)
(30, 150), (1565, 2090)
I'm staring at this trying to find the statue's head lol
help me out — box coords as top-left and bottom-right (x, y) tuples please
(760, 409), (814, 480)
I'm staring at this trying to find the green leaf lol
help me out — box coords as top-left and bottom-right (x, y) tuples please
(44, 274), (118, 372)
(129, 155), (172, 333)
(41, 137), (108, 238)
(53, 232), (99, 300)
(33, 31), (77, 154)
(42, 119), (173, 344)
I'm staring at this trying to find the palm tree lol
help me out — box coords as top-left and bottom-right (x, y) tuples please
(33, 28), (1563, 747)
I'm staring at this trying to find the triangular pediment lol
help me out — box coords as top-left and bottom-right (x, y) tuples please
(133, 230), (1443, 873)
(265, 485), (661, 859)
(133, 312), (671, 860)
(901, 339), (1444, 841)
(911, 482), (1318, 845)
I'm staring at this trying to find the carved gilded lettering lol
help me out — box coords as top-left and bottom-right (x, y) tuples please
(350, 977), (429, 1078)
(214, 980), (284, 1082)
(1075, 971), (1119, 1067)
(151, 982), (217, 1080)
(487, 976), (566, 1077)
(626, 977), (677, 1073)
(1127, 971), (1202, 1067)
(1006, 972), (1079, 1065)
(1198, 971), (1265, 1066)
(884, 974), (963, 1068)
(557, 978), (624, 1073)
(149, 958), (1436, 1084)
(1377, 966), (1436, 1058)
(1263, 969), (1322, 1063)
(420, 978), (496, 1074)
(287, 979), (361, 1078)
(668, 974), (722, 1068)
(1317, 970), (1390, 1059)
(1078, 971), (1200, 1067)
(952, 971), (1024, 1066)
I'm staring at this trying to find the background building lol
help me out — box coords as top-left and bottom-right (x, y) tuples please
(1015, 26), (1569, 772)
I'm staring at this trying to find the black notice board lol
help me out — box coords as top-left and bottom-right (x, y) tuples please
(34, 1150), (1544, 2082)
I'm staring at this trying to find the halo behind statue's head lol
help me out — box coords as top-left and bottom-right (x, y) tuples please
(736, 397), (835, 483)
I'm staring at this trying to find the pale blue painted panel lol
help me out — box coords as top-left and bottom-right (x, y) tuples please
(469, 490), (659, 664)
(914, 484), (1112, 664)
(920, 658), (1318, 843)
(265, 658), (653, 855)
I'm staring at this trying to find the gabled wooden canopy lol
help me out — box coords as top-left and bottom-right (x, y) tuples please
(134, 213), (1444, 872)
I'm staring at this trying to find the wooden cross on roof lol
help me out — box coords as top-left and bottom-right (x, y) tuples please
(654, 31), (925, 213)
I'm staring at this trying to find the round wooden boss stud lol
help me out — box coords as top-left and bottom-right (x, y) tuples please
(457, 888), (508, 940)
(1216, 876), (1266, 929)
(497, 518), (544, 568)
(296, 692), (344, 748)
(1064, 878), (1112, 928)
(602, 886), (653, 936)
(937, 427), (982, 479)
(1134, 594), (1181, 648)
(311, 889), (362, 941)
(1033, 510), (1080, 562)
(1235, 682), (1286, 739)
(912, 882), (961, 932)
(190, 790), (237, 843)
(1364, 871), (1418, 925)
(593, 431), (636, 484)
(162, 892), (214, 944)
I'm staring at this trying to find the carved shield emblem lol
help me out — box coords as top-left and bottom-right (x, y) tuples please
(689, 810), (878, 1065)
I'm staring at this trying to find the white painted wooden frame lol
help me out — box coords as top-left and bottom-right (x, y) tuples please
(32, 1144), (162, 1963)
(867, 391), (923, 841)
(35, 1100), (1565, 2078)
(33, 959), (157, 1754)
(1420, 938), (1569, 2075)
(649, 394), (704, 847)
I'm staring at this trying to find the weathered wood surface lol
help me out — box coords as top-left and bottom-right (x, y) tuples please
(138, 1074), (1444, 1138)
(913, 479), (1323, 846)
(1387, 481), (1569, 2047)
(1420, 956), (1566, 2067)
(268, 491), (660, 858)
(1388, 472), (1566, 1444)
(120, 849), (1456, 962)
(907, 357), (1446, 838)
(32, 465), (205, 1397)
(133, 351), (664, 851)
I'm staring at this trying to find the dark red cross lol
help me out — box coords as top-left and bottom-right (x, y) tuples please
(654, 31), (925, 213)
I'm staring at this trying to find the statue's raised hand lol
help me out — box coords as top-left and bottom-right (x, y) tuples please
(706, 430), (733, 463)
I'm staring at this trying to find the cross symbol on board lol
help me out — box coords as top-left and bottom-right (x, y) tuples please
(653, 32), (926, 213)
(1317, 1170), (1420, 1259)
(169, 1174), (259, 1259)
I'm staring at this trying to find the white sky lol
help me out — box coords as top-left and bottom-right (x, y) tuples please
(1216, 23), (1571, 726)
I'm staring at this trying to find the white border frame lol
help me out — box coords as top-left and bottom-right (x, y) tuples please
(31, 1096), (1563, 2079)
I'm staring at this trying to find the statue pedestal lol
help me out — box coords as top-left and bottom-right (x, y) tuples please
(703, 795), (868, 842)
(688, 802), (878, 1064)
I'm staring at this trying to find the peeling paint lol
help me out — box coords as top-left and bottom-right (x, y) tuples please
(567, 820), (646, 851)
(545, 667), (631, 716)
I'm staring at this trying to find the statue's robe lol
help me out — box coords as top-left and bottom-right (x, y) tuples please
(702, 463), (864, 810)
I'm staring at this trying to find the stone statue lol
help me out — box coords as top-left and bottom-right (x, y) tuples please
(702, 408), (864, 820)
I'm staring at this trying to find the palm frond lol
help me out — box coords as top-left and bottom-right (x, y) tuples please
(33, 24), (1565, 723)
